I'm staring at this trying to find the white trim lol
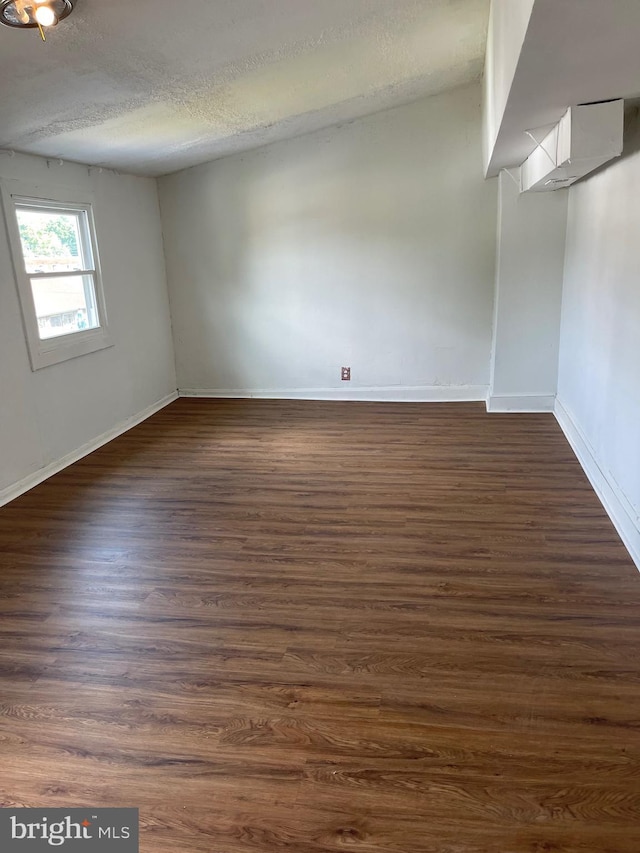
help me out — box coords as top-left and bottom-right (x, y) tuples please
(554, 398), (640, 571)
(0, 392), (178, 508)
(486, 393), (556, 413)
(179, 385), (488, 403)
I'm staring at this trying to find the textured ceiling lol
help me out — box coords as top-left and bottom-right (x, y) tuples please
(0, 0), (490, 176)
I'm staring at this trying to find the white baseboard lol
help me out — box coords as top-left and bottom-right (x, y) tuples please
(179, 385), (488, 403)
(0, 391), (179, 508)
(486, 393), (556, 413)
(554, 398), (640, 571)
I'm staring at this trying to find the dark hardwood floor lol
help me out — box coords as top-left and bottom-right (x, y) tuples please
(1, 399), (639, 852)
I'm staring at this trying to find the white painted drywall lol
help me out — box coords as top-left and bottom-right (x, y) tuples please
(488, 168), (568, 411)
(159, 84), (497, 399)
(485, 0), (640, 176)
(557, 108), (640, 566)
(482, 0), (535, 174)
(0, 152), (177, 499)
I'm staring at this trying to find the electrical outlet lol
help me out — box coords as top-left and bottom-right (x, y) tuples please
(341, 367), (351, 381)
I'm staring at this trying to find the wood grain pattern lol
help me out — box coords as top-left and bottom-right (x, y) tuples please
(1, 398), (639, 852)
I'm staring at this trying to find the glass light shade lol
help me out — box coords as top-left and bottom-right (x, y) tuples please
(0, 0), (75, 28)
(35, 4), (56, 26)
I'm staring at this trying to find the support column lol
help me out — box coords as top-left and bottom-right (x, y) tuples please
(487, 168), (568, 412)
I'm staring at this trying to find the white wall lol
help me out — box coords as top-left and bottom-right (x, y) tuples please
(159, 84), (497, 400)
(0, 152), (177, 502)
(483, 0), (535, 174)
(556, 108), (640, 568)
(488, 168), (568, 411)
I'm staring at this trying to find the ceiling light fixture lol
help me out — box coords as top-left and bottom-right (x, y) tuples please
(0, 0), (75, 40)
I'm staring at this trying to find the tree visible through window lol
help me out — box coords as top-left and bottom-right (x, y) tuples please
(15, 206), (99, 340)
(2, 185), (111, 370)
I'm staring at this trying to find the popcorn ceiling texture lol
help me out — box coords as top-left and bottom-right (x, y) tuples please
(0, 0), (489, 176)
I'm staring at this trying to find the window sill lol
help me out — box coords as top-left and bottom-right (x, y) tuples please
(29, 328), (113, 371)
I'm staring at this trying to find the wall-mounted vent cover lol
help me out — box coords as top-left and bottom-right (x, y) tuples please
(520, 100), (624, 193)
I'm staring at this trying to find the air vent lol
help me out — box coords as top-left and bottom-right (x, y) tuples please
(520, 100), (624, 193)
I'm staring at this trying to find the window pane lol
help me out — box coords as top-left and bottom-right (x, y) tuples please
(16, 208), (88, 275)
(30, 275), (100, 340)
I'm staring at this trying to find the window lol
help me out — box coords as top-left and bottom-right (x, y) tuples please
(2, 186), (111, 370)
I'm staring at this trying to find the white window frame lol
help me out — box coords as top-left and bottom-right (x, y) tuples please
(1, 182), (112, 370)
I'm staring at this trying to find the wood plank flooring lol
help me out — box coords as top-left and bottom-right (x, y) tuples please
(1, 399), (639, 852)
